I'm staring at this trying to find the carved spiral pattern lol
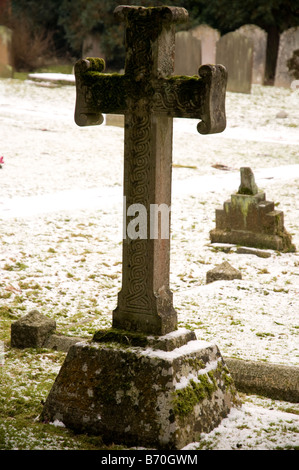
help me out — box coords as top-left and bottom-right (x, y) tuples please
(125, 111), (152, 311)
(154, 86), (199, 115)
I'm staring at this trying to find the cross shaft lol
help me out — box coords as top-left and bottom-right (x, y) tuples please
(74, 6), (227, 335)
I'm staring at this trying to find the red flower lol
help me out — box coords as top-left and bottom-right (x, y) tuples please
(0, 157), (4, 164)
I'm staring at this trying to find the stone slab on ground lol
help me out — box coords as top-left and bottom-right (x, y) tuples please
(11, 310), (56, 349)
(225, 358), (299, 403)
(206, 260), (242, 284)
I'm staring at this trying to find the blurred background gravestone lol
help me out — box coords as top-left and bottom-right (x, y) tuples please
(190, 24), (220, 65)
(82, 32), (106, 62)
(275, 27), (299, 87)
(236, 25), (267, 85)
(174, 30), (201, 75)
(216, 31), (253, 93)
(0, 25), (13, 78)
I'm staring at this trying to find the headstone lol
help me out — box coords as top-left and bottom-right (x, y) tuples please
(216, 31), (253, 93)
(41, 6), (239, 449)
(105, 113), (124, 127)
(287, 49), (299, 81)
(210, 167), (296, 252)
(191, 24), (220, 65)
(11, 310), (56, 349)
(238, 166), (258, 195)
(287, 49), (299, 82)
(0, 25), (13, 78)
(174, 30), (201, 75)
(236, 25), (267, 85)
(275, 27), (299, 87)
(206, 261), (242, 284)
(82, 32), (106, 61)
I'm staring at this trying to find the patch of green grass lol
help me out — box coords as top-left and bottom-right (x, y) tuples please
(34, 64), (74, 75)
(256, 332), (275, 338)
(0, 344), (133, 450)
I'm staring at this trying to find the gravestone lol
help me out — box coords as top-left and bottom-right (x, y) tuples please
(236, 25), (267, 85)
(206, 261), (242, 284)
(191, 24), (220, 66)
(41, 6), (239, 449)
(11, 310), (56, 349)
(0, 25), (13, 78)
(210, 167), (296, 252)
(216, 31), (253, 93)
(174, 30), (201, 75)
(82, 32), (106, 62)
(275, 27), (299, 87)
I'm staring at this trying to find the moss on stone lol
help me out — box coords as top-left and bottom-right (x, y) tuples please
(238, 187), (255, 195)
(93, 328), (150, 348)
(172, 372), (218, 417)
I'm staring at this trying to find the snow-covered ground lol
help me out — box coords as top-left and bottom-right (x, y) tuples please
(0, 77), (298, 450)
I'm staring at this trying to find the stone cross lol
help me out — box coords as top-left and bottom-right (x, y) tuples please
(74, 5), (227, 336)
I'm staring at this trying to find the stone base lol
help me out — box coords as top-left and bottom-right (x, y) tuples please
(210, 228), (296, 252)
(40, 328), (239, 449)
(11, 310), (56, 349)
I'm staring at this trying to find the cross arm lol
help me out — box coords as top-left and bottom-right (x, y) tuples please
(74, 57), (125, 127)
(153, 64), (227, 134)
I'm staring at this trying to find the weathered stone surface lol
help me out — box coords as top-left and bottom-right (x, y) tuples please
(238, 166), (258, 195)
(82, 32), (106, 62)
(216, 31), (253, 93)
(210, 167), (296, 252)
(236, 247), (271, 258)
(236, 25), (267, 85)
(174, 30), (201, 75)
(275, 27), (299, 87)
(11, 310), (56, 349)
(44, 333), (83, 352)
(206, 261), (242, 284)
(40, 329), (239, 449)
(191, 24), (220, 65)
(105, 114), (124, 127)
(0, 25), (13, 78)
(225, 358), (299, 403)
(276, 110), (288, 119)
(287, 49), (299, 81)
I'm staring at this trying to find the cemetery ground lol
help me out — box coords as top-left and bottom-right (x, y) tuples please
(0, 75), (299, 451)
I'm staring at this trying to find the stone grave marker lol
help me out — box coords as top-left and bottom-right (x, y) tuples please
(82, 32), (106, 62)
(191, 24), (220, 66)
(41, 6), (239, 449)
(236, 24), (267, 85)
(206, 261), (242, 284)
(216, 31), (253, 93)
(210, 167), (296, 252)
(174, 30), (201, 75)
(0, 25), (13, 78)
(275, 27), (299, 88)
(11, 310), (56, 349)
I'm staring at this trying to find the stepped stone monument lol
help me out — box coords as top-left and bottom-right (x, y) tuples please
(41, 6), (239, 449)
(210, 167), (296, 252)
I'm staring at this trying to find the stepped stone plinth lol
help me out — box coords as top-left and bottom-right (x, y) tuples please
(210, 167), (296, 252)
